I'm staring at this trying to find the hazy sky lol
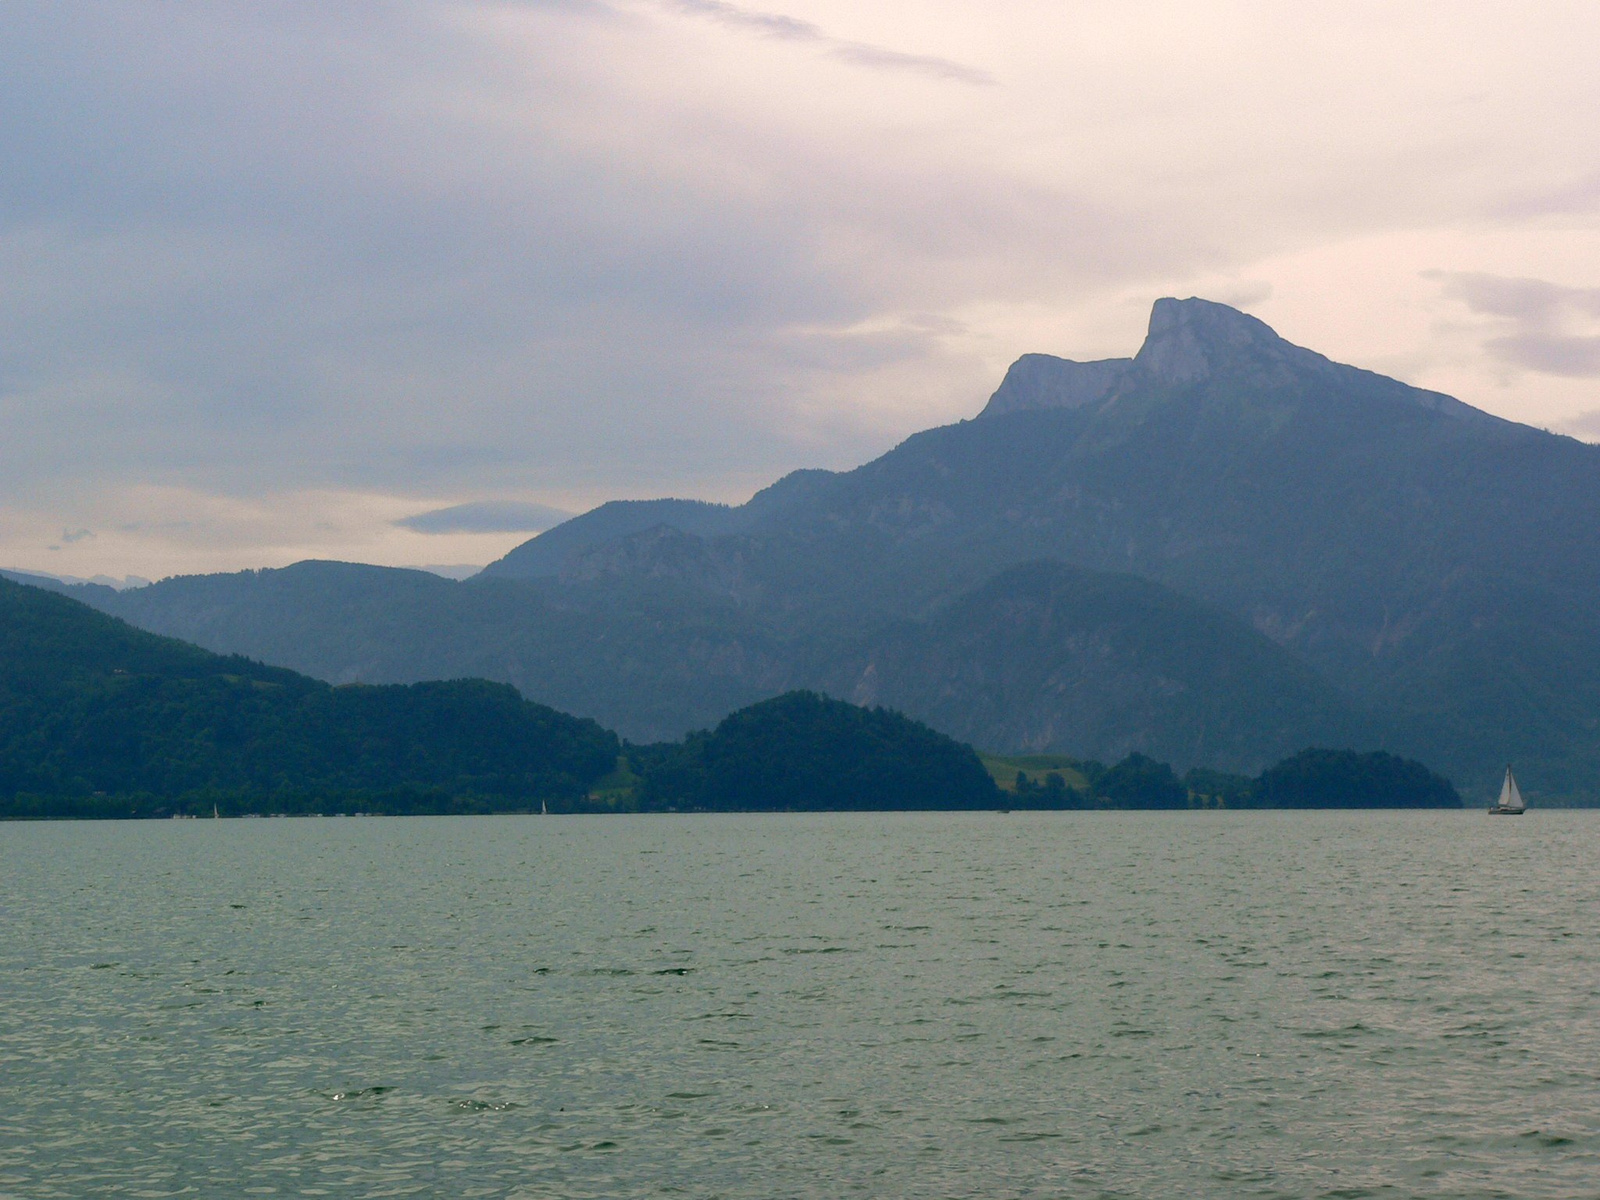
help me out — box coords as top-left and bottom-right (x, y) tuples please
(6, 1), (1600, 579)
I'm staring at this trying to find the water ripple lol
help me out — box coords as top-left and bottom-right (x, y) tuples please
(2, 811), (1599, 1197)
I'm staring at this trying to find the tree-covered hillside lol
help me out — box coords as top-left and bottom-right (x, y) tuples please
(1255, 749), (1462, 809)
(636, 691), (1000, 811)
(618, 694), (1458, 812)
(821, 561), (1370, 774)
(0, 576), (618, 815)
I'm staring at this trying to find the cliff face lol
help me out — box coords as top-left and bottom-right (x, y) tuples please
(979, 353), (1131, 418)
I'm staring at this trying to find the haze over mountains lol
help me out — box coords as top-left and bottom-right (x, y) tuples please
(28, 298), (1600, 800)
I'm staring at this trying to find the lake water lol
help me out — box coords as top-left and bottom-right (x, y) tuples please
(2, 812), (1597, 1198)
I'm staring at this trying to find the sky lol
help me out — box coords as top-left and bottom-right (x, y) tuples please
(5, 1), (1600, 580)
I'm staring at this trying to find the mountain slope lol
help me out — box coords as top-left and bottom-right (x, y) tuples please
(0, 575), (618, 807)
(75, 551), (1359, 765)
(821, 561), (1369, 773)
(978, 353), (1132, 418)
(81, 559), (800, 743)
(481, 469), (838, 580)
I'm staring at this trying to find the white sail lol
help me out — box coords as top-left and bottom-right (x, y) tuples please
(1498, 767), (1525, 811)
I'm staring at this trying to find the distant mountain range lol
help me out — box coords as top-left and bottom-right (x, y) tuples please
(24, 297), (1600, 800)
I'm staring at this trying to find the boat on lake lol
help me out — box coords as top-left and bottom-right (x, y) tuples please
(1488, 765), (1526, 815)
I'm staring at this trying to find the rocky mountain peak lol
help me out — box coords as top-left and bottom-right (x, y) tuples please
(978, 298), (1331, 419)
(978, 353), (1132, 418)
(1132, 297), (1327, 387)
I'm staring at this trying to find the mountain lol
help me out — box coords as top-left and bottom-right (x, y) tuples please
(2, 572), (1467, 815)
(739, 299), (1596, 795)
(48, 297), (1600, 799)
(979, 353), (1133, 418)
(819, 561), (1368, 773)
(569, 296), (1592, 795)
(482, 499), (751, 579)
(0, 574), (618, 813)
(76, 559), (798, 743)
(480, 469), (838, 580)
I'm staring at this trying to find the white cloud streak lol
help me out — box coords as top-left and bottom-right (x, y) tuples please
(659, 0), (996, 84)
(395, 500), (574, 534)
(1430, 271), (1600, 378)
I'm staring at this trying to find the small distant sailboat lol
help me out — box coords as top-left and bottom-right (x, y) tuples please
(1488, 765), (1526, 815)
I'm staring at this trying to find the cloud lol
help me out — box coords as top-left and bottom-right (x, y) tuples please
(59, 528), (94, 544)
(1484, 333), (1600, 378)
(1494, 170), (1600, 221)
(405, 563), (484, 579)
(658, 0), (995, 85)
(394, 500), (574, 534)
(1560, 409), (1600, 439)
(661, 0), (820, 40)
(1429, 271), (1600, 378)
(6, 2), (1600, 573)
(1208, 280), (1273, 310)
(1428, 272), (1600, 324)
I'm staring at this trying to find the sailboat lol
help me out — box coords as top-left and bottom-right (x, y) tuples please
(1488, 765), (1526, 815)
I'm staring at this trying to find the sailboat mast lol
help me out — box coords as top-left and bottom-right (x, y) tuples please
(1492, 765), (1526, 813)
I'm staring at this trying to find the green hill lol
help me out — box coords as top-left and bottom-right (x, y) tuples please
(1255, 749), (1462, 808)
(635, 691), (1000, 811)
(979, 753), (1091, 792)
(0, 576), (618, 816)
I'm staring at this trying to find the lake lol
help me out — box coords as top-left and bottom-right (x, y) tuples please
(2, 811), (1596, 1198)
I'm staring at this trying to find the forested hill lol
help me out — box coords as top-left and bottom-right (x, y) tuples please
(0, 576), (618, 815)
(636, 691), (1000, 812)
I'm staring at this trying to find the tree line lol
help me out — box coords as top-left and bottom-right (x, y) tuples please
(1004, 748), (1461, 810)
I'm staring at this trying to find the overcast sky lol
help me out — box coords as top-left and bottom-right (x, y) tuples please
(6, 1), (1600, 579)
